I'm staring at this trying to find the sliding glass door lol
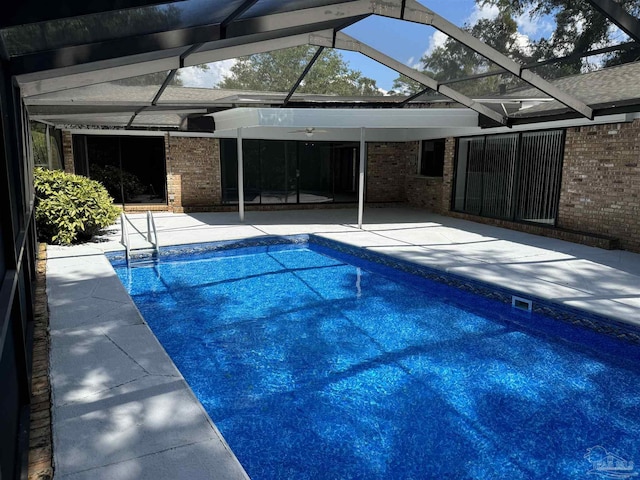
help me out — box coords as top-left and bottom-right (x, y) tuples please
(453, 130), (565, 225)
(73, 134), (166, 205)
(220, 139), (359, 205)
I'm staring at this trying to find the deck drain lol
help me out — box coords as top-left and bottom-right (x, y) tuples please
(512, 296), (533, 312)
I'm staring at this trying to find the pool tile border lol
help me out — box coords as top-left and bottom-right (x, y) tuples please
(309, 235), (640, 346)
(108, 235), (308, 266)
(107, 234), (640, 346)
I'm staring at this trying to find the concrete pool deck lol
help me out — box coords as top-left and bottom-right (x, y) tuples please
(46, 207), (640, 479)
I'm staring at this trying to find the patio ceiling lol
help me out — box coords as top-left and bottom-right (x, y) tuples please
(5, 0), (640, 131)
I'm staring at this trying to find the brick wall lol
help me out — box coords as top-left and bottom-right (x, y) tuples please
(62, 131), (74, 174)
(558, 120), (640, 252)
(441, 137), (456, 213)
(406, 176), (444, 211)
(366, 142), (414, 202)
(404, 137), (455, 213)
(166, 136), (221, 212)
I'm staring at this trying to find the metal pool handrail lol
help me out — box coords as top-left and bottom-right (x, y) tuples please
(120, 212), (131, 263)
(146, 210), (159, 255)
(120, 211), (160, 264)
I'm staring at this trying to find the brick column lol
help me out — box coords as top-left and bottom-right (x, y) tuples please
(61, 131), (74, 174)
(441, 137), (456, 214)
(165, 135), (221, 212)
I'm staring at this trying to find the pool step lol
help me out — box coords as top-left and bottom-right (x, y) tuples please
(127, 247), (159, 266)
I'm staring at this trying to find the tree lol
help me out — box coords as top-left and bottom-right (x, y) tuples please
(485, 0), (640, 70)
(392, 11), (526, 96)
(392, 0), (640, 96)
(216, 46), (383, 96)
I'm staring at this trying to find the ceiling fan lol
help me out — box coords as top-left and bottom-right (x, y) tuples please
(288, 127), (328, 137)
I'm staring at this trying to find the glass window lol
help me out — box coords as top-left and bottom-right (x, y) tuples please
(453, 130), (565, 225)
(419, 139), (445, 177)
(220, 139), (238, 204)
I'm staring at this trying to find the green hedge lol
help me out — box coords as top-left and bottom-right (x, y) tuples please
(34, 167), (119, 245)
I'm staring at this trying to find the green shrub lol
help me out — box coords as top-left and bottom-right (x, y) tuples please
(34, 167), (120, 245)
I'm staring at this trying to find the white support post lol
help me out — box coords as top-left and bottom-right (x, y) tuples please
(237, 127), (245, 222)
(357, 127), (366, 229)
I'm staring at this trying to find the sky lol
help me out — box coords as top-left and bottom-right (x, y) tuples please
(179, 0), (557, 92)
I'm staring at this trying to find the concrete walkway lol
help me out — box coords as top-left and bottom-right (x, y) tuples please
(47, 207), (640, 479)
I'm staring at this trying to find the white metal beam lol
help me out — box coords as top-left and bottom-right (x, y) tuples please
(186, 31), (331, 67)
(18, 30), (333, 97)
(14, 0), (374, 95)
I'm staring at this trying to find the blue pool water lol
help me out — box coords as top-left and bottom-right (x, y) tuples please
(114, 241), (640, 479)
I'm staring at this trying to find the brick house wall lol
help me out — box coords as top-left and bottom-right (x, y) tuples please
(166, 135), (221, 212)
(434, 122), (639, 252)
(366, 142), (412, 202)
(406, 176), (444, 211)
(404, 138), (456, 213)
(557, 120), (640, 252)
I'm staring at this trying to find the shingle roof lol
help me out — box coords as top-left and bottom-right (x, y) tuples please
(508, 61), (640, 117)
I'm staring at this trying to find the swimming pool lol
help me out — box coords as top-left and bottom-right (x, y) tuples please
(112, 236), (640, 479)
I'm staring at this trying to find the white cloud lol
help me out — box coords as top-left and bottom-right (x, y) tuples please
(423, 30), (448, 58)
(420, 3), (497, 62)
(468, 3), (499, 24)
(513, 32), (533, 56)
(515, 7), (553, 38)
(178, 59), (237, 88)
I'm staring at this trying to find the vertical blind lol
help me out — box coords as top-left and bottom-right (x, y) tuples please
(454, 130), (565, 225)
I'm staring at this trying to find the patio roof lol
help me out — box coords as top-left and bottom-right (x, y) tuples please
(5, 0), (640, 132)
